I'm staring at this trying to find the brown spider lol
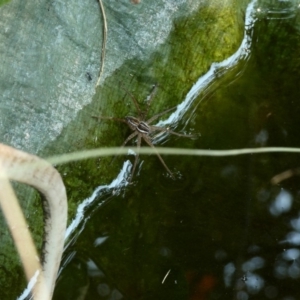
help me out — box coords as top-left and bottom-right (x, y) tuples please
(93, 85), (193, 181)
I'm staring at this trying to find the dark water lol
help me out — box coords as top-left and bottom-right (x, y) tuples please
(54, 3), (300, 300)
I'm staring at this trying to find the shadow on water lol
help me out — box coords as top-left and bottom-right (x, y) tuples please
(54, 4), (300, 300)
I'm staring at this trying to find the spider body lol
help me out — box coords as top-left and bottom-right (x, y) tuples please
(125, 116), (150, 135)
(93, 85), (193, 181)
(126, 116), (140, 130)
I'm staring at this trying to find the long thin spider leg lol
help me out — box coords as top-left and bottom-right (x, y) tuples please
(121, 131), (139, 147)
(142, 134), (175, 180)
(111, 131), (139, 165)
(144, 84), (158, 118)
(129, 134), (141, 182)
(119, 84), (142, 116)
(92, 115), (127, 124)
(150, 125), (195, 138)
(146, 106), (177, 124)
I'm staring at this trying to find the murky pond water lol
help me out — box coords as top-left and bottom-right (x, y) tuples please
(54, 2), (300, 300)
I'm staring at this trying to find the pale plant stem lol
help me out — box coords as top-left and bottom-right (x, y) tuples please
(0, 173), (46, 295)
(46, 146), (300, 166)
(96, 0), (107, 87)
(0, 143), (67, 300)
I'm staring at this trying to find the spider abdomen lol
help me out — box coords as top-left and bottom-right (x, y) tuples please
(137, 121), (150, 135)
(126, 116), (150, 135)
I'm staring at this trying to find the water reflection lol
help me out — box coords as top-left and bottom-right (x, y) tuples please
(256, 0), (299, 20)
(156, 0), (258, 133)
(269, 189), (293, 216)
(224, 262), (235, 287)
(243, 272), (264, 293)
(255, 129), (269, 146)
(242, 256), (265, 272)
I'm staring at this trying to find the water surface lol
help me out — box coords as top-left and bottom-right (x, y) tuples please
(54, 3), (300, 300)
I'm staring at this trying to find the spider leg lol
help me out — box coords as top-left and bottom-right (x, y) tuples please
(92, 115), (127, 124)
(121, 131), (139, 147)
(119, 85), (142, 116)
(129, 134), (141, 182)
(150, 125), (195, 138)
(146, 106), (177, 124)
(142, 134), (175, 180)
(111, 131), (139, 165)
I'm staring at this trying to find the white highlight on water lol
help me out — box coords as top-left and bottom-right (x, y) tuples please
(64, 160), (131, 246)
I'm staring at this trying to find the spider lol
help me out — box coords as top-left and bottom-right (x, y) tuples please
(93, 84), (193, 181)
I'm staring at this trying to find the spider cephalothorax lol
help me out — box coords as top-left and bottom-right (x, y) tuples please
(93, 85), (193, 181)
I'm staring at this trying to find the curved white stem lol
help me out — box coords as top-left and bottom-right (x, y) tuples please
(0, 143), (67, 300)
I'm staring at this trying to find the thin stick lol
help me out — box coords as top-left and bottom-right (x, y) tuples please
(96, 0), (107, 87)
